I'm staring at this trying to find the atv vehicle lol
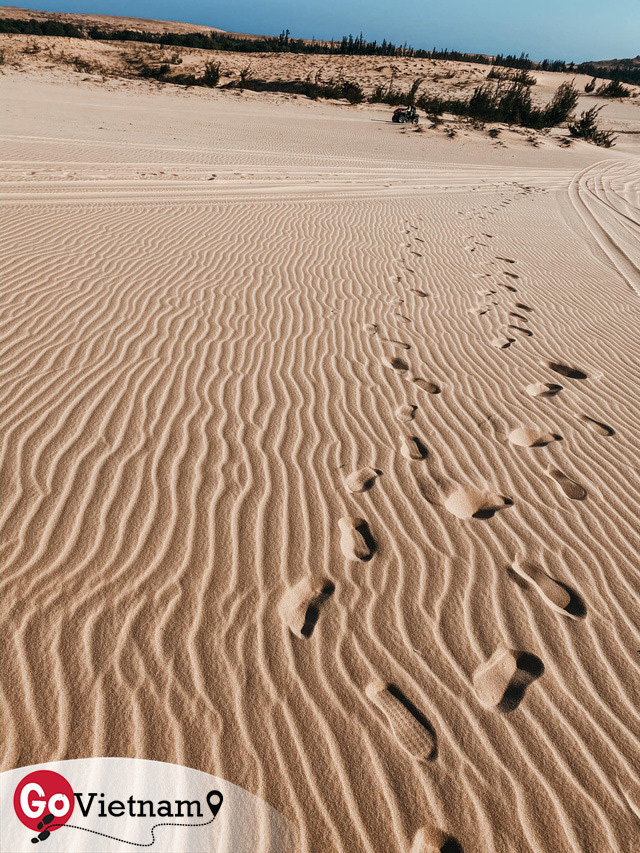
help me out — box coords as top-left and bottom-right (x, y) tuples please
(392, 106), (419, 124)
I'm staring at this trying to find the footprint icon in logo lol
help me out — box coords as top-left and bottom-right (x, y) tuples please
(31, 813), (54, 844)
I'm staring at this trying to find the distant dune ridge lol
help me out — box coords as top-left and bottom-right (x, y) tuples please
(1, 5), (639, 71)
(1, 15), (640, 853)
(0, 4), (232, 36)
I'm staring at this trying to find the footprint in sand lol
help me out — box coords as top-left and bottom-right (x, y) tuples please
(508, 426), (558, 447)
(546, 467), (587, 500)
(510, 557), (585, 618)
(410, 288), (429, 297)
(382, 338), (411, 350)
(541, 359), (588, 380)
(338, 516), (375, 561)
(496, 256), (516, 264)
(401, 435), (428, 460)
(491, 335), (515, 349)
(345, 467), (380, 493)
(364, 323), (378, 336)
(514, 302), (532, 311)
(499, 283), (518, 293)
(473, 646), (543, 712)
(365, 681), (436, 761)
(509, 312), (528, 322)
(395, 404), (417, 423)
(580, 415), (615, 437)
(525, 382), (562, 397)
(411, 376), (441, 394)
(383, 355), (410, 372)
(444, 485), (511, 519)
(505, 272), (519, 279)
(280, 577), (335, 638)
(411, 826), (463, 853)
(508, 325), (533, 337)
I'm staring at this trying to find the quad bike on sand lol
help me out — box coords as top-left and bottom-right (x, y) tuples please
(392, 106), (419, 124)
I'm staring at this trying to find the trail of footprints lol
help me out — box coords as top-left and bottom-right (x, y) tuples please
(279, 221), (616, 851)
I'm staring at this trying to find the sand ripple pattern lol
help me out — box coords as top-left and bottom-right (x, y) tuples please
(2, 102), (640, 853)
(568, 159), (640, 295)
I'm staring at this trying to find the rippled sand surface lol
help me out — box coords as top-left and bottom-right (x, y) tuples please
(2, 73), (640, 852)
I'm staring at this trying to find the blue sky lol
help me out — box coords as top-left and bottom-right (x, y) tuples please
(8, 0), (640, 62)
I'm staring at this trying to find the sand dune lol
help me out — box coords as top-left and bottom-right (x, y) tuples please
(1, 4), (233, 36)
(2, 71), (640, 853)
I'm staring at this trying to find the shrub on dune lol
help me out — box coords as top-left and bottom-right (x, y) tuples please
(406, 77), (424, 105)
(201, 61), (221, 87)
(568, 105), (616, 147)
(596, 80), (631, 98)
(218, 75), (365, 103)
(487, 66), (536, 86)
(541, 80), (579, 126)
(498, 81), (534, 124)
(338, 80), (365, 103)
(416, 80), (579, 130)
(369, 77), (423, 106)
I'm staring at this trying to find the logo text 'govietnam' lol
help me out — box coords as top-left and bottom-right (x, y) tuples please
(13, 767), (224, 845)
